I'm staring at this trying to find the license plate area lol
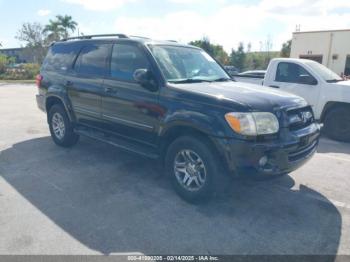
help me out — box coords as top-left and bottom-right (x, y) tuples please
(300, 135), (310, 147)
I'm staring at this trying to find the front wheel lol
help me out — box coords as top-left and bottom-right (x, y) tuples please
(48, 104), (79, 147)
(165, 136), (221, 203)
(323, 106), (350, 142)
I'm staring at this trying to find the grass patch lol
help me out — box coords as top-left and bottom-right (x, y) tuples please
(0, 79), (35, 84)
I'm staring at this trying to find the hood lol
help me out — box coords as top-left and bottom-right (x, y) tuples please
(325, 81), (350, 103)
(334, 80), (350, 86)
(171, 81), (307, 112)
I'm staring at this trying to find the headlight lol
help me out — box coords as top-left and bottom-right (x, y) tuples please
(225, 112), (279, 136)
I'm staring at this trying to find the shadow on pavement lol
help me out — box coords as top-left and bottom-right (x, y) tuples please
(0, 136), (342, 258)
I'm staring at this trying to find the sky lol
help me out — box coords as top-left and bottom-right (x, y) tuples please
(1, 0), (350, 52)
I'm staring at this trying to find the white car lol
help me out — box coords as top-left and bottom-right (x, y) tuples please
(235, 58), (350, 142)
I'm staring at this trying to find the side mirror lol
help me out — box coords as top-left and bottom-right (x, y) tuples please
(299, 75), (318, 85)
(133, 69), (158, 92)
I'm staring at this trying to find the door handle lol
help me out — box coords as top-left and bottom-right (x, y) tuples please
(104, 87), (117, 94)
(65, 80), (74, 87)
(269, 85), (280, 88)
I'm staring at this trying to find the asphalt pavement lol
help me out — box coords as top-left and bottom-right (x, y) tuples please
(0, 83), (350, 255)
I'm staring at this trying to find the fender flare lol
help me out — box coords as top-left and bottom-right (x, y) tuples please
(45, 85), (76, 122)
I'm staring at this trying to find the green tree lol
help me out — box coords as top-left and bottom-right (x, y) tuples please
(16, 22), (45, 46)
(190, 37), (214, 55)
(229, 42), (246, 71)
(0, 54), (8, 74)
(15, 22), (47, 64)
(189, 37), (229, 65)
(245, 51), (279, 70)
(0, 54), (15, 74)
(43, 19), (64, 42)
(281, 40), (292, 58)
(245, 52), (265, 70)
(56, 15), (78, 39)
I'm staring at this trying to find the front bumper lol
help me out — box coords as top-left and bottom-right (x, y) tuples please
(215, 123), (321, 178)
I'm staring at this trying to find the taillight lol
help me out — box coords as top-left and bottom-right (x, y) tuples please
(36, 74), (43, 88)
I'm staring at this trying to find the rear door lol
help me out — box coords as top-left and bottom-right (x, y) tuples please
(66, 43), (111, 127)
(268, 62), (321, 108)
(101, 42), (161, 146)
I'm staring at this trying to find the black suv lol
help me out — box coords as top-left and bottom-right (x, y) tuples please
(36, 34), (321, 202)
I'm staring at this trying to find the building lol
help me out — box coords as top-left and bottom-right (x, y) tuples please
(290, 29), (350, 76)
(0, 47), (34, 63)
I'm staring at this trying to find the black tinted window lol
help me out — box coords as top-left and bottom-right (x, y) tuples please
(344, 55), (350, 76)
(110, 44), (150, 81)
(276, 62), (314, 84)
(42, 44), (80, 71)
(75, 44), (110, 76)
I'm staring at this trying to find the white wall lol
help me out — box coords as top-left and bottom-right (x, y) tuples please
(290, 30), (350, 75)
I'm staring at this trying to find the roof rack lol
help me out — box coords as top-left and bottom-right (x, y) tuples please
(129, 35), (151, 40)
(62, 34), (129, 41)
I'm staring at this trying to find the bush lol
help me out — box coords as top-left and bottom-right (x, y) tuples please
(22, 63), (40, 79)
(0, 54), (8, 74)
(0, 63), (40, 80)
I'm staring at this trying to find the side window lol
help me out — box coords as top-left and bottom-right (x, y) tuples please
(42, 44), (80, 72)
(110, 44), (150, 81)
(75, 44), (110, 76)
(345, 55), (350, 76)
(276, 62), (315, 84)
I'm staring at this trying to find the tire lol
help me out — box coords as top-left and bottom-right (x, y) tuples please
(48, 104), (79, 147)
(323, 106), (350, 142)
(165, 136), (222, 203)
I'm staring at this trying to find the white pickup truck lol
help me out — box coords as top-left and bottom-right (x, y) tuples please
(235, 58), (350, 142)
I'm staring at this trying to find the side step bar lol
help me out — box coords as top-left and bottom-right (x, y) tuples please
(75, 127), (159, 159)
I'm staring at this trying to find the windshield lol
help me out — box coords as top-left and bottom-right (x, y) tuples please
(305, 61), (342, 82)
(148, 45), (230, 83)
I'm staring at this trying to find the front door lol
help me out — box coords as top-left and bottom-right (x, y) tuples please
(101, 43), (161, 146)
(271, 62), (321, 109)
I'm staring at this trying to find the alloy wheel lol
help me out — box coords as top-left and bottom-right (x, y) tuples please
(174, 149), (207, 191)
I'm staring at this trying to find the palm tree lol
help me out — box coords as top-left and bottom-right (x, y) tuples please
(43, 20), (64, 41)
(56, 15), (78, 39)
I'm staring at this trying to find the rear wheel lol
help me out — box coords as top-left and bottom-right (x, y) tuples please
(48, 104), (79, 147)
(323, 106), (350, 142)
(165, 136), (222, 203)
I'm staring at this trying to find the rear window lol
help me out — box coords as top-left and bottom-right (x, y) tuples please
(74, 44), (111, 77)
(42, 44), (80, 72)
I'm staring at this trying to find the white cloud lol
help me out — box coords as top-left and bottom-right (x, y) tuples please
(62, 0), (138, 11)
(114, 6), (267, 52)
(114, 0), (350, 52)
(169, 0), (227, 4)
(261, 0), (350, 15)
(58, 0), (350, 51)
(169, 0), (207, 3)
(37, 9), (51, 16)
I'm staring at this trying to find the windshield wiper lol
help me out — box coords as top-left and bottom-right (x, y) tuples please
(326, 79), (342, 83)
(212, 77), (233, 82)
(168, 78), (212, 84)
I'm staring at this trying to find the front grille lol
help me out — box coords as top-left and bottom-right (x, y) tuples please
(287, 106), (314, 131)
(288, 139), (318, 162)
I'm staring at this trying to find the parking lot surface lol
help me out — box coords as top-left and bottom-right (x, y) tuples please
(1, 83), (350, 255)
